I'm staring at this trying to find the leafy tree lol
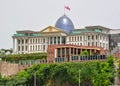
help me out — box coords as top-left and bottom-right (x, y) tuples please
(80, 50), (89, 56)
(1, 61), (114, 86)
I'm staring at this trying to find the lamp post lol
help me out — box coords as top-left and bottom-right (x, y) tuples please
(34, 72), (36, 86)
(79, 69), (81, 86)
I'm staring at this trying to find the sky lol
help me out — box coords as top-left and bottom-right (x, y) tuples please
(0, 0), (120, 49)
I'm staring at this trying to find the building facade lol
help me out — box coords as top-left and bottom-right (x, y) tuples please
(47, 44), (105, 63)
(12, 15), (111, 54)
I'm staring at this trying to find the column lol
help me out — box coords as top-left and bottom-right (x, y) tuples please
(69, 48), (71, 62)
(90, 49), (92, 56)
(24, 38), (26, 53)
(73, 48), (74, 56)
(20, 39), (22, 54)
(16, 39), (18, 54)
(52, 37), (54, 44)
(60, 48), (62, 57)
(28, 38), (30, 53)
(13, 38), (15, 53)
(56, 49), (58, 58)
(98, 35), (100, 47)
(76, 48), (78, 61)
(65, 48), (66, 58)
(60, 36), (62, 44)
(76, 48), (78, 55)
(48, 37), (50, 45)
(56, 36), (58, 44)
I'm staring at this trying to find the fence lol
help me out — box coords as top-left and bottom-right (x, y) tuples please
(55, 55), (107, 62)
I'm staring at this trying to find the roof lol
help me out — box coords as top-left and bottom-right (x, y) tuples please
(16, 30), (37, 34)
(85, 25), (110, 30)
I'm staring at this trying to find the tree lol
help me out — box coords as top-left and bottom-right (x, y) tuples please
(80, 50), (89, 56)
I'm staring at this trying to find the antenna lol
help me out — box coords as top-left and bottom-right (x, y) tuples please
(64, 0), (66, 15)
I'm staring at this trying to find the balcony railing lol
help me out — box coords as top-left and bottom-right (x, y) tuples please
(55, 55), (107, 62)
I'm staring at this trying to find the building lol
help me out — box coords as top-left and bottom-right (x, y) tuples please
(12, 15), (111, 54)
(47, 44), (105, 63)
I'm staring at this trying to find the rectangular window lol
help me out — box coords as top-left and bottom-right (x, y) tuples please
(25, 39), (28, 43)
(18, 46), (20, 51)
(88, 36), (90, 40)
(88, 42), (90, 46)
(22, 46), (24, 51)
(96, 35), (98, 40)
(92, 35), (94, 40)
(96, 42), (97, 46)
(92, 42), (94, 46)
(75, 36), (76, 41)
(22, 40), (24, 44)
(26, 46), (28, 51)
(80, 36), (82, 41)
(18, 40), (20, 44)
(69, 37), (71, 41)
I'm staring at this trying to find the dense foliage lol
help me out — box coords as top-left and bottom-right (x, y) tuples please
(0, 56), (114, 86)
(117, 58), (120, 78)
(2, 53), (47, 61)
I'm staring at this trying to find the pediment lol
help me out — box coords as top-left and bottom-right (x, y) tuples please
(40, 26), (65, 33)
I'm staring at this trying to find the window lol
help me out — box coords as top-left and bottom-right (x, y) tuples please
(38, 45), (40, 50)
(96, 35), (98, 40)
(80, 36), (82, 41)
(100, 43), (102, 47)
(18, 40), (20, 44)
(69, 36), (71, 41)
(18, 46), (20, 51)
(88, 36), (90, 40)
(75, 36), (76, 41)
(92, 42), (94, 46)
(92, 35), (94, 40)
(78, 36), (79, 41)
(43, 38), (45, 43)
(96, 42), (97, 46)
(43, 45), (45, 51)
(62, 37), (65, 44)
(58, 37), (60, 44)
(72, 37), (73, 41)
(80, 43), (82, 46)
(30, 46), (32, 51)
(35, 45), (37, 51)
(88, 42), (90, 46)
(32, 39), (34, 43)
(22, 46), (24, 51)
(25, 39), (28, 43)
(25, 46), (28, 51)
(54, 37), (56, 44)
(33, 46), (34, 51)
(57, 48), (60, 57)
(22, 40), (24, 44)
(36, 39), (37, 43)
(50, 37), (52, 44)
(30, 39), (32, 43)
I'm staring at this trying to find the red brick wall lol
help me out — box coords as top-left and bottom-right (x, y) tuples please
(0, 62), (19, 77)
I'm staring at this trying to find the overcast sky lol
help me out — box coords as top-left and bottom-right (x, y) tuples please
(0, 0), (120, 49)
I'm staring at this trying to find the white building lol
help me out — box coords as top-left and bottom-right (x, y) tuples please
(12, 15), (110, 54)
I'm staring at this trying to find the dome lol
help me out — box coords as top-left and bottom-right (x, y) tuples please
(55, 15), (74, 33)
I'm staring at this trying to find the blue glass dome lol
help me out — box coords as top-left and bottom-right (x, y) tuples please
(55, 15), (74, 33)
